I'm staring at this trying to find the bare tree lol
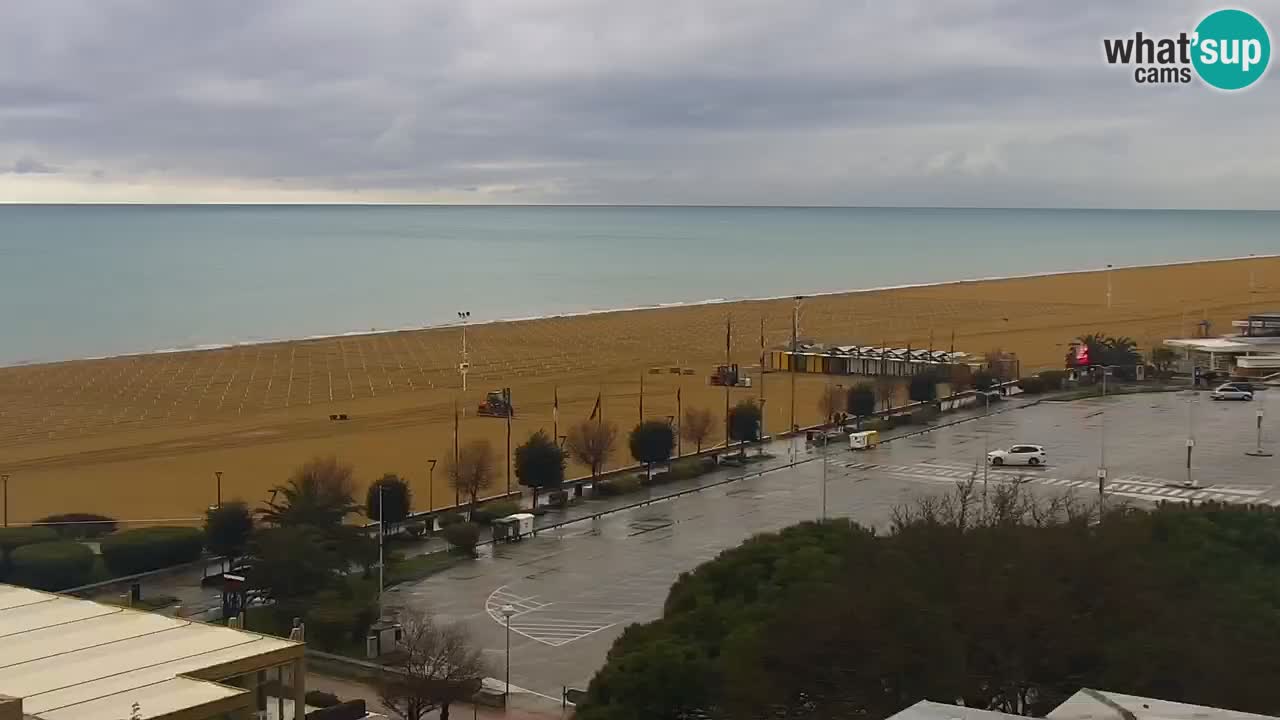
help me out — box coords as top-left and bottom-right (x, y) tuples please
(447, 439), (496, 511)
(681, 407), (715, 454)
(564, 420), (618, 476)
(378, 610), (488, 720)
(817, 385), (844, 425)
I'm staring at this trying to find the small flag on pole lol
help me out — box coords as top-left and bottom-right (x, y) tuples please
(589, 392), (602, 421)
(553, 387), (559, 424)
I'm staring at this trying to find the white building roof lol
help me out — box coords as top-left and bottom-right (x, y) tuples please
(1048, 689), (1280, 720)
(1164, 337), (1280, 353)
(0, 584), (301, 720)
(888, 700), (1028, 720)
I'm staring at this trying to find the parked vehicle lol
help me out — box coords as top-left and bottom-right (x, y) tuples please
(1211, 383), (1254, 401)
(987, 444), (1046, 467)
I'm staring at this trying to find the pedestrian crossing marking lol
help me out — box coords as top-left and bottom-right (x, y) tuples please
(486, 586), (619, 647)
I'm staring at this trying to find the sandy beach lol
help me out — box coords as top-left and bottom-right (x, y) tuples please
(0, 255), (1276, 526)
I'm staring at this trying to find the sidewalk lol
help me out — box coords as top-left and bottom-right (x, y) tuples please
(308, 673), (572, 719)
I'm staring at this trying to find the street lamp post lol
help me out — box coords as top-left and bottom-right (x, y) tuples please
(1185, 391), (1198, 488)
(377, 482), (385, 619)
(214, 471), (223, 508)
(1106, 263), (1114, 310)
(1, 473), (8, 527)
(501, 604), (516, 700)
(1247, 409), (1273, 457)
(1098, 369), (1108, 504)
(428, 459), (437, 513)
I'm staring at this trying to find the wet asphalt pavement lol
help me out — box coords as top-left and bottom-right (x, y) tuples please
(387, 388), (1280, 700)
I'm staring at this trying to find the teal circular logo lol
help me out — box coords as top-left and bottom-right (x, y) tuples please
(1192, 9), (1271, 90)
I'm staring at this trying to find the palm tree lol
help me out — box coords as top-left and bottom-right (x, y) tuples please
(259, 456), (361, 528)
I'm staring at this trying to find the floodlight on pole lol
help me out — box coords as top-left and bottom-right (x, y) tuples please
(458, 311), (471, 392)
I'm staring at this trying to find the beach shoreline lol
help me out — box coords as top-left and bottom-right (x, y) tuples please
(1, 254), (1277, 524)
(9, 252), (1277, 370)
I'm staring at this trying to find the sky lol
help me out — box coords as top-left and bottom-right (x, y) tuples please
(1, 1), (1278, 208)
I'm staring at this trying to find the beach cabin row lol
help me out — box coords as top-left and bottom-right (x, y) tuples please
(766, 346), (969, 378)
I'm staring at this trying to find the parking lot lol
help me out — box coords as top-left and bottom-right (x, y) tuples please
(387, 388), (1279, 701)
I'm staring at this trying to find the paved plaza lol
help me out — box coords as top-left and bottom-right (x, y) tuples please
(387, 388), (1279, 701)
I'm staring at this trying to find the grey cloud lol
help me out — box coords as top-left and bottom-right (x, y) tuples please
(3, 157), (59, 174)
(1, 0), (1277, 206)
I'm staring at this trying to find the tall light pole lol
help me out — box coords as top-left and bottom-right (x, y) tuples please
(1097, 367), (1109, 505)
(457, 311), (471, 392)
(377, 481), (384, 618)
(501, 604), (516, 699)
(1185, 390), (1198, 488)
(428, 459), (437, 513)
(1106, 264), (1114, 310)
(790, 297), (801, 433)
(214, 471), (223, 508)
(1, 473), (8, 527)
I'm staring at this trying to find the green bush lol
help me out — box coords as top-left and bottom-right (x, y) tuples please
(909, 406), (939, 425)
(436, 512), (465, 528)
(402, 520), (428, 538)
(35, 513), (118, 539)
(306, 691), (341, 708)
(306, 594), (377, 652)
(471, 500), (521, 525)
(443, 522), (481, 554)
(595, 475), (642, 497)
(1017, 376), (1047, 394)
(668, 457), (713, 482)
(101, 527), (205, 577)
(1038, 370), (1067, 389)
(9, 541), (96, 590)
(0, 526), (59, 554)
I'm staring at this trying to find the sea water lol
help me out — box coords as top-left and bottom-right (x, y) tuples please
(1, 205), (1276, 366)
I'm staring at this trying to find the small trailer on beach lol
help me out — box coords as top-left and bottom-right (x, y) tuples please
(849, 430), (880, 451)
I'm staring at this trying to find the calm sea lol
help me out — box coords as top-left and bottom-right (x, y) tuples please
(1, 205), (1276, 366)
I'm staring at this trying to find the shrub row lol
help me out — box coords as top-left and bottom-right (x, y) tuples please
(305, 592), (378, 652)
(470, 500), (521, 525)
(35, 513), (118, 539)
(443, 522), (481, 553)
(101, 526), (204, 577)
(595, 475), (642, 497)
(9, 541), (96, 590)
(647, 457), (715, 486)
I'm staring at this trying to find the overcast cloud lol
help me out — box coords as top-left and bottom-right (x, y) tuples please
(1, 0), (1278, 207)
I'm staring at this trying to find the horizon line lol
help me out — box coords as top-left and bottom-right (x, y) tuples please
(2, 202), (1279, 212)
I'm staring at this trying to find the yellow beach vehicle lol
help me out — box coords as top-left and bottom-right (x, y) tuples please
(848, 430), (879, 451)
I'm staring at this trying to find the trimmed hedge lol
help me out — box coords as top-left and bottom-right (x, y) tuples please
(595, 475), (642, 497)
(1018, 376), (1047, 394)
(443, 522), (481, 554)
(35, 513), (118, 539)
(0, 526), (59, 554)
(1037, 370), (1068, 389)
(306, 594), (378, 652)
(9, 541), (96, 590)
(436, 512), (465, 528)
(471, 500), (521, 525)
(101, 526), (205, 577)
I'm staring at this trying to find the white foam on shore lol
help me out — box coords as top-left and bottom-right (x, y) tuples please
(10, 252), (1277, 368)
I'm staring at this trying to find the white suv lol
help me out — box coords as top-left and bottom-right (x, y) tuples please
(1210, 383), (1254, 401)
(987, 444), (1047, 467)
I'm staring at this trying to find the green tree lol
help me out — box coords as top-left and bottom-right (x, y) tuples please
(629, 420), (675, 481)
(204, 501), (254, 569)
(367, 474), (413, 529)
(726, 400), (762, 451)
(577, 491), (1280, 720)
(259, 456), (361, 528)
(245, 526), (346, 620)
(908, 371), (939, 404)
(516, 430), (567, 508)
(846, 383), (877, 427)
(972, 369), (997, 391)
